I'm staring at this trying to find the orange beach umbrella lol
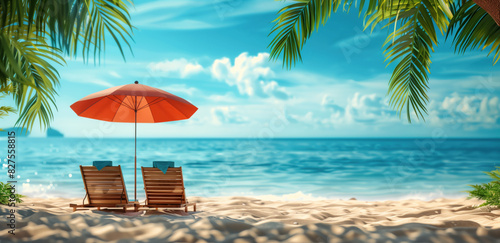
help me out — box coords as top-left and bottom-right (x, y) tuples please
(70, 81), (198, 201)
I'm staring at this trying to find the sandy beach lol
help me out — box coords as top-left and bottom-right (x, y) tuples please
(1, 196), (499, 242)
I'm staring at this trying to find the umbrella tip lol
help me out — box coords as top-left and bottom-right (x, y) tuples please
(134, 81), (139, 84)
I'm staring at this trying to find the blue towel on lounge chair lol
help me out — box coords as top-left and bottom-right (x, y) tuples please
(153, 161), (175, 174)
(93, 161), (112, 171)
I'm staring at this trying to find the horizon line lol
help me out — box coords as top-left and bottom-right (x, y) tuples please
(4, 136), (500, 139)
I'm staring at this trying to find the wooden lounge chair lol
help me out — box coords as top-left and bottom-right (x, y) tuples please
(140, 166), (196, 212)
(70, 165), (138, 212)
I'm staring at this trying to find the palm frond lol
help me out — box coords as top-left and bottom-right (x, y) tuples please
(0, 89), (16, 119)
(447, 1), (500, 64)
(0, 106), (15, 117)
(0, 0), (134, 133)
(268, 0), (455, 122)
(0, 27), (65, 132)
(0, 85), (12, 94)
(0, 0), (134, 63)
(268, 0), (340, 68)
(267, 0), (418, 68)
(268, 0), (500, 123)
(0, 85), (16, 131)
(365, 0), (451, 122)
(77, 0), (135, 62)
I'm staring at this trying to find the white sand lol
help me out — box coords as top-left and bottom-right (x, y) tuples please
(1, 196), (499, 242)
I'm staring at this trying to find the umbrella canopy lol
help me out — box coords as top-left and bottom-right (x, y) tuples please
(71, 81), (197, 122)
(70, 81), (197, 201)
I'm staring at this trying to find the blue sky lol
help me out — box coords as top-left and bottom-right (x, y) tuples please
(2, 0), (500, 138)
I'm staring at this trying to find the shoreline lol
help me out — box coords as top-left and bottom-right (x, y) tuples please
(1, 196), (499, 242)
(16, 191), (472, 203)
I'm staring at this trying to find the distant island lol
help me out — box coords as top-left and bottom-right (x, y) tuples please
(47, 128), (64, 137)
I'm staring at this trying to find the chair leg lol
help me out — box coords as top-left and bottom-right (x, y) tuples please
(134, 204), (138, 212)
(97, 207), (101, 210)
(194, 204), (196, 212)
(72, 207), (76, 212)
(123, 206), (127, 213)
(185, 206), (188, 213)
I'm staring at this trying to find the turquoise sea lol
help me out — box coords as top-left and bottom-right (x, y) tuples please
(2, 138), (499, 201)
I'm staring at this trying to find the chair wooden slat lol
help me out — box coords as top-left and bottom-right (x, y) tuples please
(140, 166), (195, 212)
(85, 178), (122, 182)
(89, 194), (126, 199)
(144, 176), (181, 179)
(82, 167), (121, 172)
(144, 182), (183, 187)
(143, 172), (181, 177)
(70, 165), (137, 212)
(86, 182), (123, 186)
(86, 185), (123, 188)
(145, 186), (184, 189)
(87, 189), (124, 193)
(148, 200), (183, 204)
(147, 190), (184, 194)
(90, 199), (127, 204)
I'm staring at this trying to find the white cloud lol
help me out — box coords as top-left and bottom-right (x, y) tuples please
(433, 52), (491, 63)
(211, 52), (289, 99)
(321, 94), (345, 113)
(288, 93), (398, 127)
(288, 111), (338, 128)
(323, 93), (396, 124)
(132, 1), (234, 30)
(160, 84), (198, 96)
(429, 93), (500, 130)
(148, 58), (204, 78)
(342, 93), (398, 124)
(207, 93), (239, 103)
(132, 13), (178, 26)
(90, 79), (114, 88)
(109, 71), (122, 78)
(62, 68), (116, 88)
(211, 106), (248, 125)
(294, 92), (500, 130)
(261, 81), (289, 100)
(289, 111), (315, 124)
(132, 0), (286, 30)
(66, 78), (113, 88)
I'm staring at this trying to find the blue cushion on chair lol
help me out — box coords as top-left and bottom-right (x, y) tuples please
(93, 161), (112, 171)
(153, 161), (175, 174)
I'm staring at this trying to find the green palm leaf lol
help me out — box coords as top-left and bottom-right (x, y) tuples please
(0, 28), (65, 132)
(365, 0), (451, 122)
(0, 0), (134, 132)
(268, 0), (341, 69)
(448, 1), (500, 64)
(0, 85), (16, 131)
(268, 0), (459, 122)
(0, 105), (15, 118)
(0, 0), (134, 62)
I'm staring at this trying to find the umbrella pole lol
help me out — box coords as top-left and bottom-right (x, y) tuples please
(134, 110), (137, 202)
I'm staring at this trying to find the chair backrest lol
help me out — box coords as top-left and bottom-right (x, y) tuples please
(80, 165), (128, 205)
(141, 166), (186, 206)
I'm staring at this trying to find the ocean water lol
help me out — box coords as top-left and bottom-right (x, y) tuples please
(1, 138), (499, 201)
